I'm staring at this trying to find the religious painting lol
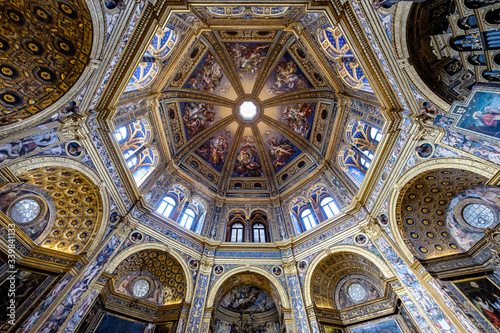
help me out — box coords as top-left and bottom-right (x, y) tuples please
(66, 141), (85, 157)
(225, 42), (270, 93)
(220, 286), (275, 313)
(94, 313), (147, 333)
(454, 277), (500, 329)
(182, 51), (235, 99)
(447, 86), (500, 143)
(179, 102), (217, 139)
(265, 103), (316, 139)
(414, 142), (434, 159)
(233, 135), (263, 177)
(115, 271), (163, 305)
(195, 125), (235, 172)
(349, 318), (403, 333)
(259, 124), (302, 173)
(261, 51), (312, 99)
(0, 270), (49, 324)
(0, 128), (58, 164)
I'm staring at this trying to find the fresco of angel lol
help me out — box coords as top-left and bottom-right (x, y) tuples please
(196, 132), (230, 171)
(226, 43), (270, 79)
(267, 136), (297, 170)
(233, 136), (262, 177)
(181, 102), (216, 138)
(184, 52), (224, 93)
(266, 53), (311, 95)
(280, 103), (315, 138)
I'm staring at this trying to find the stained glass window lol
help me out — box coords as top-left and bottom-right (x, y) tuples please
(463, 203), (494, 228)
(11, 198), (40, 223)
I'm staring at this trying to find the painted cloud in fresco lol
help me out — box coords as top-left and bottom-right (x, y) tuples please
(196, 129), (233, 172)
(266, 52), (312, 96)
(220, 286), (275, 313)
(233, 136), (263, 177)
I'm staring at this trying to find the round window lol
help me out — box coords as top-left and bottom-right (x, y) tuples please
(132, 279), (150, 298)
(11, 198), (41, 224)
(348, 283), (367, 302)
(463, 203), (495, 228)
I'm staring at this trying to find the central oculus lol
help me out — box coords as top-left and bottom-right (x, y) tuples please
(239, 101), (258, 120)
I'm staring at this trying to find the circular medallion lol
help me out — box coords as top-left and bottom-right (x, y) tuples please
(348, 283), (367, 302)
(213, 265), (224, 275)
(132, 279), (150, 298)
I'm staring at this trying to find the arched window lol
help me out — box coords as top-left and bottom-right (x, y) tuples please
(127, 156), (138, 169)
(369, 127), (382, 143)
(361, 150), (373, 169)
(230, 223), (244, 242)
(179, 208), (196, 229)
(115, 126), (128, 143)
(157, 196), (176, 218)
(195, 212), (206, 234)
(320, 197), (340, 219)
(301, 209), (317, 231)
(252, 223), (267, 243)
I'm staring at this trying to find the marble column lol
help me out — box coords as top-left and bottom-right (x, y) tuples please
(361, 218), (472, 333)
(283, 261), (311, 333)
(185, 256), (213, 333)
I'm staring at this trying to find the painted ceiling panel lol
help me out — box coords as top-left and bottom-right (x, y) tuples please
(224, 42), (271, 94)
(264, 102), (317, 140)
(182, 50), (238, 100)
(258, 122), (302, 173)
(258, 51), (313, 101)
(179, 102), (232, 140)
(233, 128), (263, 178)
(195, 122), (239, 173)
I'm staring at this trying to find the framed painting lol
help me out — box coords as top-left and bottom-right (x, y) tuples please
(454, 277), (500, 330)
(447, 85), (500, 143)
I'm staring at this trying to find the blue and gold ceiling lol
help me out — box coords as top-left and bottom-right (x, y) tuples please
(113, 8), (381, 199)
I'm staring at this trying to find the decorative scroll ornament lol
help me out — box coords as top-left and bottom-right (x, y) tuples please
(58, 113), (88, 141)
(360, 217), (382, 240)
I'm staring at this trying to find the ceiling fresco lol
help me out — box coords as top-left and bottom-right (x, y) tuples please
(0, 0), (92, 125)
(310, 252), (385, 310)
(154, 26), (344, 198)
(112, 5), (384, 199)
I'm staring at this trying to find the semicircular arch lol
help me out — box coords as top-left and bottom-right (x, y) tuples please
(388, 157), (496, 263)
(9, 155), (110, 257)
(104, 242), (194, 303)
(206, 265), (290, 309)
(303, 244), (395, 306)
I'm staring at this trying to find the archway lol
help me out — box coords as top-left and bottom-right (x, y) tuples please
(206, 266), (290, 333)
